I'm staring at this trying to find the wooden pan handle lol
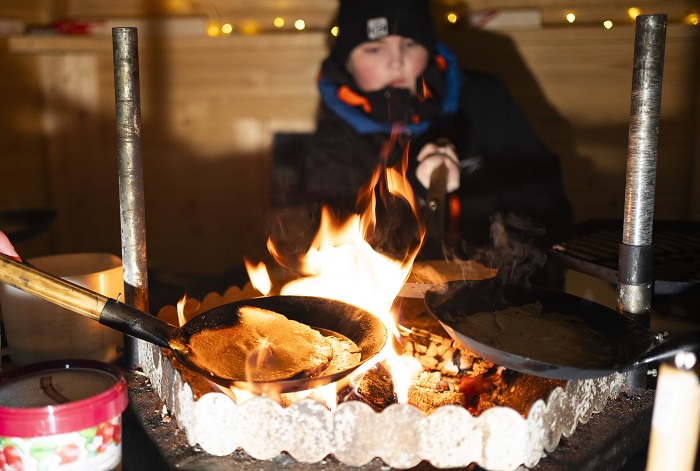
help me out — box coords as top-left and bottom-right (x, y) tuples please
(0, 253), (108, 321)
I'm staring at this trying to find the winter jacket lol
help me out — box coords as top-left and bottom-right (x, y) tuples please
(303, 43), (572, 252)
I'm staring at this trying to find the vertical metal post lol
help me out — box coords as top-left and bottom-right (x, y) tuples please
(113, 27), (149, 367)
(618, 14), (666, 389)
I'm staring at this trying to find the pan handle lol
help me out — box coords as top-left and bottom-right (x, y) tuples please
(627, 331), (700, 371)
(100, 299), (175, 349)
(0, 253), (176, 349)
(0, 253), (107, 321)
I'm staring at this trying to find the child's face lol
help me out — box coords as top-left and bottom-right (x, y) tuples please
(346, 35), (429, 94)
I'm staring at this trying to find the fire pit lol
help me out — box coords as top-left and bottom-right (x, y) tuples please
(132, 285), (631, 471)
(111, 14), (669, 471)
(124, 367), (654, 471)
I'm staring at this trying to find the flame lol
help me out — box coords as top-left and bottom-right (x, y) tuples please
(384, 353), (423, 403)
(283, 382), (338, 410)
(267, 145), (424, 318)
(244, 259), (272, 296)
(246, 142), (427, 404)
(277, 206), (406, 318)
(230, 382), (339, 410)
(175, 294), (202, 327)
(176, 295), (187, 327)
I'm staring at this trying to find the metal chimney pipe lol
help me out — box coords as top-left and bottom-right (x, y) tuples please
(113, 27), (149, 367)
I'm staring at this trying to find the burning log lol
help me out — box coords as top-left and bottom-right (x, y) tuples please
(492, 370), (568, 417)
(400, 323), (494, 376)
(395, 294), (567, 418)
(407, 371), (464, 414)
(337, 362), (397, 412)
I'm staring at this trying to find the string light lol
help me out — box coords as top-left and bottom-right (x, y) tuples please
(206, 23), (220, 37)
(206, 6), (700, 35)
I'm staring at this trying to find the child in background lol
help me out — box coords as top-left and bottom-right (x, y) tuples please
(303, 0), (572, 260)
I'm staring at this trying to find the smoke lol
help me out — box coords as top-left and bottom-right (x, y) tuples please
(464, 212), (548, 286)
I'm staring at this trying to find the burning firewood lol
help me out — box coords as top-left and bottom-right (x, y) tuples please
(337, 362), (397, 412)
(395, 295), (564, 417)
(407, 371), (465, 414)
(486, 370), (567, 417)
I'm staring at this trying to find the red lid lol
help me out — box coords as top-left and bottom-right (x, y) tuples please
(0, 360), (128, 437)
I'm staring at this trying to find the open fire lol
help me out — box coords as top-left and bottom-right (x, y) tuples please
(244, 146), (426, 405)
(144, 141), (628, 470)
(158, 144), (593, 419)
(146, 233), (628, 470)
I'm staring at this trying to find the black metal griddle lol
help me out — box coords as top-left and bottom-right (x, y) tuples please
(425, 279), (700, 380)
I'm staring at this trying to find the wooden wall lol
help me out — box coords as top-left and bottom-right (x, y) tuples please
(3, 0), (697, 28)
(0, 1), (698, 284)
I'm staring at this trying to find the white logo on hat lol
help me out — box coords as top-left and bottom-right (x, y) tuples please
(367, 17), (389, 40)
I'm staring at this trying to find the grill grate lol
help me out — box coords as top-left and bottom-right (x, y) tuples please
(546, 219), (700, 295)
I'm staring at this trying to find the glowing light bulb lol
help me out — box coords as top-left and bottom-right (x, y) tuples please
(294, 19), (306, 31)
(221, 23), (233, 34)
(447, 13), (458, 24)
(566, 12), (576, 23)
(686, 13), (699, 26)
(274, 17), (284, 28)
(603, 20), (613, 29)
(628, 8), (641, 20)
(207, 23), (220, 37)
(331, 26), (339, 37)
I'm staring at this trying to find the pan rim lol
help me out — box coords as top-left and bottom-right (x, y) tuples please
(174, 295), (388, 393)
(425, 279), (655, 380)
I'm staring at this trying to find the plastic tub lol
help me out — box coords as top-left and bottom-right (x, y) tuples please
(0, 252), (124, 366)
(0, 360), (128, 471)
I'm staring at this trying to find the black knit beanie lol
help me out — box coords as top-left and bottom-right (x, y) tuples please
(331, 0), (436, 67)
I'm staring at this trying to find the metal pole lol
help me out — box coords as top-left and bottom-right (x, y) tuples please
(618, 14), (666, 389)
(113, 27), (149, 367)
(618, 14), (667, 324)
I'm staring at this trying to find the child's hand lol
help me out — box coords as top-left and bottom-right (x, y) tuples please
(0, 230), (21, 261)
(415, 142), (460, 193)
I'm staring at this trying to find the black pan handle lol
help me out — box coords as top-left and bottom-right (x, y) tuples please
(627, 331), (700, 371)
(100, 299), (176, 349)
